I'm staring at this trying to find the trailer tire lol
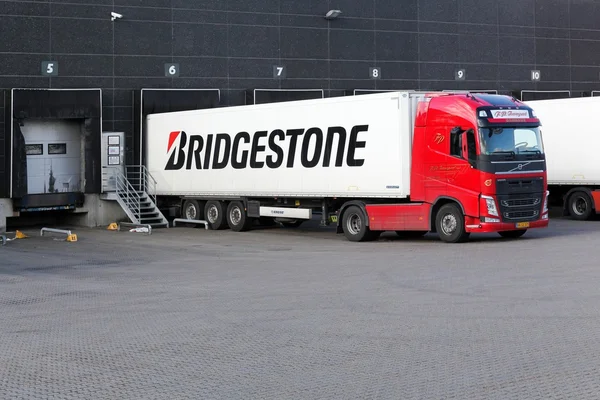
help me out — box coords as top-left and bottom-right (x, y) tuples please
(567, 191), (593, 220)
(226, 201), (253, 232)
(435, 203), (470, 243)
(341, 205), (379, 242)
(182, 199), (204, 221)
(498, 229), (527, 239)
(204, 200), (228, 230)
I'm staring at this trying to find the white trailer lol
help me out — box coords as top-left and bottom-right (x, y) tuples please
(524, 96), (600, 220)
(145, 91), (424, 234)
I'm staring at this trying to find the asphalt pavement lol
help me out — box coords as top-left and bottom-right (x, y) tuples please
(1, 212), (599, 399)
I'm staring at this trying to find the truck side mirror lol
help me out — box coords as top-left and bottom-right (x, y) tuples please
(450, 126), (463, 135)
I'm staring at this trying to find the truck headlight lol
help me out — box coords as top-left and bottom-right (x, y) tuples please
(482, 195), (499, 217)
(543, 190), (549, 213)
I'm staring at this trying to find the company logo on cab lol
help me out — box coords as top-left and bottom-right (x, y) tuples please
(491, 109), (529, 119)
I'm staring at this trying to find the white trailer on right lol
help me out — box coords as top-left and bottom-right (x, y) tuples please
(525, 96), (600, 220)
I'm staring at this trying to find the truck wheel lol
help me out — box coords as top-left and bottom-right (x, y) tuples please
(204, 200), (228, 230)
(498, 229), (527, 238)
(568, 191), (593, 220)
(226, 201), (253, 232)
(341, 205), (379, 242)
(435, 203), (470, 243)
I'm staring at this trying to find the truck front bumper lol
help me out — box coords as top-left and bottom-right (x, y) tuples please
(465, 215), (549, 233)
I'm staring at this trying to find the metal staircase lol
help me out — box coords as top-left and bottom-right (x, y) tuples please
(102, 165), (169, 229)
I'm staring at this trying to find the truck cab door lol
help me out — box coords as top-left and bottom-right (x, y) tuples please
(446, 127), (480, 217)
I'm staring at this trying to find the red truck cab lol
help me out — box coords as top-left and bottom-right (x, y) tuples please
(413, 92), (548, 241)
(361, 92), (549, 243)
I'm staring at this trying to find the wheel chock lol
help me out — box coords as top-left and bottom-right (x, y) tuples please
(107, 223), (118, 231)
(66, 233), (78, 242)
(15, 230), (28, 239)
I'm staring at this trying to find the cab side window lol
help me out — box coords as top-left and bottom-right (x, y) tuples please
(450, 127), (463, 158)
(466, 130), (477, 162)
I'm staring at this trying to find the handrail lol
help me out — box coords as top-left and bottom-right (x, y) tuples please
(104, 166), (143, 221)
(102, 165), (161, 225)
(122, 165), (157, 202)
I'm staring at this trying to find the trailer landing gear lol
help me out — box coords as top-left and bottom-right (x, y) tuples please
(320, 201), (330, 227)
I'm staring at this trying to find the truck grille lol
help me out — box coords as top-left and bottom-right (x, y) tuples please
(496, 181), (544, 223)
(503, 210), (539, 220)
(496, 177), (544, 195)
(500, 198), (541, 207)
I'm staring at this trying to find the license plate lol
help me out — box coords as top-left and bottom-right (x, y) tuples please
(516, 222), (530, 228)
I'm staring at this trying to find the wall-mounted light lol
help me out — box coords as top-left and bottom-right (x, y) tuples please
(325, 9), (342, 20)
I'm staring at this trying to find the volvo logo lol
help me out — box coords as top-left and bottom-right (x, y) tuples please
(509, 161), (532, 173)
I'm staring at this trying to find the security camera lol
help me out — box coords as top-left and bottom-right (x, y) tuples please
(111, 12), (123, 21)
(325, 9), (342, 20)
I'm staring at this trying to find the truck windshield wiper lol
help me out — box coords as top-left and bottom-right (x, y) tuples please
(491, 151), (515, 156)
(519, 149), (541, 154)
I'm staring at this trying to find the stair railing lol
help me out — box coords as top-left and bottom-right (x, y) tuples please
(123, 165), (158, 206)
(114, 167), (143, 223)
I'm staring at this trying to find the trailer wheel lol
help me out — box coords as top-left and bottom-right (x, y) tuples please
(181, 199), (205, 227)
(183, 199), (203, 219)
(568, 191), (593, 220)
(498, 229), (527, 239)
(204, 200), (228, 230)
(226, 201), (253, 232)
(435, 203), (470, 243)
(341, 205), (379, 242)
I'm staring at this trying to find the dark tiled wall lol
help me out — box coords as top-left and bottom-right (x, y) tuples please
(1, 0), (599, 165)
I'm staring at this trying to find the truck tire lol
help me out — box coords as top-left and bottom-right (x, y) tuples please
(498, 229), (527, 238)
(204, 200), (228, 230)
(435, 203), (470, 243)
(226, 201), (253, 232)
(341, 205), (379, 242)
(567, 191), (593, 220)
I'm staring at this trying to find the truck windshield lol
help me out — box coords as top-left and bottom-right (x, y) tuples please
(479, 127), (544, 156)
